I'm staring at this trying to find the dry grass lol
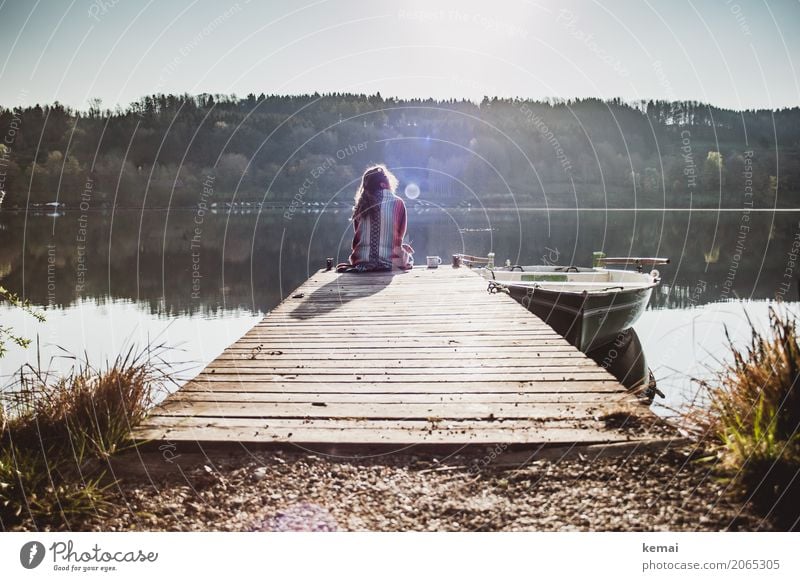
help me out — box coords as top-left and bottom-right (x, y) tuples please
(0, 344), (171, 530)
(684, 306), (800, 530)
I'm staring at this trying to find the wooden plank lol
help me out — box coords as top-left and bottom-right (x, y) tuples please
(284, 287), (494, 292)
(289, 288), (491, 294)
(220, 354), (586, 363)
(132, 418), (639, 445)
(191, 372), (613, 382)
(280, 299), (509, 305)
(168, 392), (637, 405)
(246, 324), (554, 331)
(206, 358), (600, 368)
(219, 346), (585, 356)
(222, 344), (581, 353)
(260, 303), (544, 314)
(237, 332), (563, 340)
(258, 320), (545, 326)
(136, 415), (622, 432)
(132, 426), (637, 445)
(178, 380), (624, 393)
(202, 362), (601, 372)
(223, 339), (575, 347)
(241, 326), (565, 334)
(136, 418), (632, 444)
(268, 310), (527, 318)
(263, 309), (526, 316)
(153, 400), (637, 420)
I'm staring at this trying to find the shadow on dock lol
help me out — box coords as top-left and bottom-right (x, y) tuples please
(287, 270), (403, 320)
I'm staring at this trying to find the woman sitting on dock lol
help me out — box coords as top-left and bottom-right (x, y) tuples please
(337, 164), (414, 272)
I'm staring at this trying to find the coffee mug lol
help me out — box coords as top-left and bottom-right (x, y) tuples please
(426, 256), (442, 268)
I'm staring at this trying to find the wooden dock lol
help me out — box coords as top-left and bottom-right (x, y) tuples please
(132, 267), (664, 452)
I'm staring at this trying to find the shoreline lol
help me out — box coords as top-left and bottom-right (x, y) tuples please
(5, 206), (800, 213)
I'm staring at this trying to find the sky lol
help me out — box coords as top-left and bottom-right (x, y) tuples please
(0, 0), (798, 111)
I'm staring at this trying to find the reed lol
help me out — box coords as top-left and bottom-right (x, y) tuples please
(0, 344), (171, 529)
(685, 306), (800, 529)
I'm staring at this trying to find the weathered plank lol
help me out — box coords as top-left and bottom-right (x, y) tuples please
(207, 358), (600, 368)
(224, 344), (581, 353)
(177, 379), (627, 393)
(225, 339), (575, 348)
(134, 416), (637, 445)
(191, 374), (614, 386)
(155, 400), (636, 420)
(168, 392), (637, 404)
(220, 346), (586, 356)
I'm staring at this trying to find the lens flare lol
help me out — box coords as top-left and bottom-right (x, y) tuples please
(404, 183), (420, 200)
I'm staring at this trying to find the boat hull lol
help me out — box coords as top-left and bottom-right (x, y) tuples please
(483, 262), (661, 403)
(503, 283), (653, 352)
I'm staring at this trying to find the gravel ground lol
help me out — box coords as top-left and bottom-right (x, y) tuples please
(64, 443), (774, 532)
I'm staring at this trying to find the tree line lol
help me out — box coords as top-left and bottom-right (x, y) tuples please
(0, 92), (798, 209)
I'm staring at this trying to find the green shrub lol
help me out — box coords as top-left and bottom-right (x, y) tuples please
(687, 306), (800, 529)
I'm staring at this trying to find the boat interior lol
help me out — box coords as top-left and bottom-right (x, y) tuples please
(483, 265), (658, 292)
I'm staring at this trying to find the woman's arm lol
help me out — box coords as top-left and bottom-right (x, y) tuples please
(393, 198), (413, 268)
(394, 198), (407, 248)
(351, 215), (362, 251)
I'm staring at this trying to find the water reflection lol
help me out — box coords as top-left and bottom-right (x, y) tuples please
(1, 208), (798, 408)
(1, 208), (795, 314)
(586, 328), (660, 403)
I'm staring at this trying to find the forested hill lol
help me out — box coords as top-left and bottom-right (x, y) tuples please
(1, 93), (798, 209)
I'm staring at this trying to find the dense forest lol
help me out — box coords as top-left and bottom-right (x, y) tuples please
(0, 93), (798, 209)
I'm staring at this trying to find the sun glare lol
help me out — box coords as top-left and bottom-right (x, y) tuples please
(404, 183), (421, 200)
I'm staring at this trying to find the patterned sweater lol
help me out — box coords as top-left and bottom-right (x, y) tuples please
(346, 189), (413, 271)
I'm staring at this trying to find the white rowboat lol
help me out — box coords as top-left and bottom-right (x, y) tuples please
(478, 260), (667, 353)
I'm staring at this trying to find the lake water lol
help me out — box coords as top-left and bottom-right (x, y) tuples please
(1, 206), (798, 416)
